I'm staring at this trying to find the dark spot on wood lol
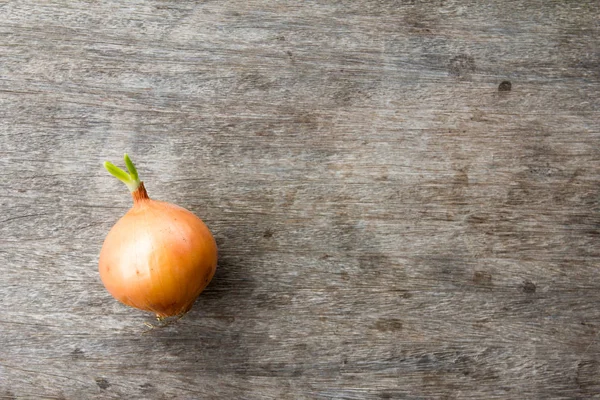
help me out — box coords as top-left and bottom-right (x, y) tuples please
(453, 354), (474, 375)
(379, 392), (393, 399)
(453, 167), (469, 188)
(254, 292), (292, 310)
(71, 348), (85, 360)
(237, 72), (273, 92)
(286, 50), (292, 57)
(401, 292), (412, 299)
(358, 253), (390, 272)
(139, 382), (155, 393)
(418, 354), (432, 364)
(449, 54), (476, 79)
(293, 111), (318, 127)
(294, 343), (308, 352)
(498, 80), (512, 91)
(257, 362), (303, 377)
(506, 184), (532, 206)
(276, 35), (285, 41)
(472, 271), (492, 286)
(326, 68), (375, 107)
(522, 279), (536, 293)
(214, 315), (236, 323)
(95, 378), (111, 390)
(585, 229), (599, 236)
(263, 229), (273, 238)
(466, 213), (488, 225)
(440, 266), (453, 275)
(527, 164), (559, 178)
(576, 360), (600, 392)
(374, 318), (403, 332)
(320, 254), (330, 259)
(2, 390), (16, 400)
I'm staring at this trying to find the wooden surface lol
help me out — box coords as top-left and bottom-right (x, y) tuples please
(1, 1), (599, 399)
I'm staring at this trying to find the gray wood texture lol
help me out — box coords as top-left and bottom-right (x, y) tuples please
(1, 1), (599, 399)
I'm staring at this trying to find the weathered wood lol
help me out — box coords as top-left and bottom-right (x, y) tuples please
(1, 1), (599, 399)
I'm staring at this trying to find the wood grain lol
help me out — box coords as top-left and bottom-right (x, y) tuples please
(1, 1), (599, 399)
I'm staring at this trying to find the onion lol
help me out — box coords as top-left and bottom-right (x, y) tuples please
(99, 154), (217, 319)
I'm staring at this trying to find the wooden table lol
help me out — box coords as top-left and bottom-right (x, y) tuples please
(1, 1), (599, 399)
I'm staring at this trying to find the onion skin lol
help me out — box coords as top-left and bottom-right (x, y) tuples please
(99, 160), (217, 318)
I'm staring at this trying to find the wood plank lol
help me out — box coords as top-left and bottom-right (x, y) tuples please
(1, 0), (599, 398)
